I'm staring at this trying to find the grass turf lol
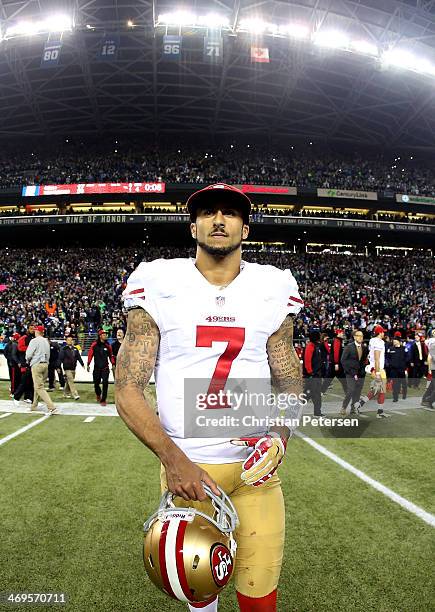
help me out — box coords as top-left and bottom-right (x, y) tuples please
(0, 412), (434, 612)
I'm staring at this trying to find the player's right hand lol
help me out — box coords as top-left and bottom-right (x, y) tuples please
(165, 453), (220, 502)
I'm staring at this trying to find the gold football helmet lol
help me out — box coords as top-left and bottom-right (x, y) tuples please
(143, 485), (238, 604)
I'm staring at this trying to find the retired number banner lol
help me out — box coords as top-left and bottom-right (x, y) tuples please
(41, 41), (62, 68)
(204, 36), (223, 64)
(163, 35), (182, 60)
(98, 35), (119, 61)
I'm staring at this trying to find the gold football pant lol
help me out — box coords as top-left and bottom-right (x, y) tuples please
(160, 461), (285, 599)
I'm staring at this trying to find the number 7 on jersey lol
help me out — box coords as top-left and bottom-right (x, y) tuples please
(196, 326), (245, 406)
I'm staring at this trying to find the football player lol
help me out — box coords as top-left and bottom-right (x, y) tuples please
(115, 184), (304, 612)
(355, 325), (391, 418)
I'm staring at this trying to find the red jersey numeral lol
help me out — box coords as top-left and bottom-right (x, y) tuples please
(196, 326), (245, 406)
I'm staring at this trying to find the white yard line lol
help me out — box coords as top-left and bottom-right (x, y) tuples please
(0, 412), (12, 419)
(388, 409), (407, 415)
(83, 417), (96, 423)
(296, 431), (435, 528)
(420, 406), (434, 412)
(0, 414), (51, 447)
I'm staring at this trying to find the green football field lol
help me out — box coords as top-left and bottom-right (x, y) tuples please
(0, 381), (434, 612)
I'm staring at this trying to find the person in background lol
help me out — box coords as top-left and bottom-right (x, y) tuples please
(57, 336), (84, 400)
(409, 332), (428, 389)
(25, 325), (56, 414)
(4, 333), (21, 396)
(111, 328), (125, 364)
(355, 325), (390, 419)
(340, 329), (368, 415)
(13, 323), (35, 406)
(386, 333), (407, 402)
(304, 330), (323, 417)
(48, 340), (65, 392)
(319, 332), (330, 389)
(422, 330), (435, 409)
(87, 329), (115, 406)
(321, 329), (347, 396)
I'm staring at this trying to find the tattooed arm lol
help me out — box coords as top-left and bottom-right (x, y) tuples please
(266, 315), (303, 441)
(115, 307), (219, 501)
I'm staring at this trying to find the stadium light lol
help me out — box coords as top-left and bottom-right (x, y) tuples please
(418, 58), (435, 76)
(350, 39), (378, 57)
(281, 23), (310, 39)
(157, 11), (228, 28)
(313, 29), (350, 50)
(197, 13), (230, 28)
(381, 48), (420, 72)
(238, 18), (310, 38)
(158, 11), (196, 26)
(238, 18), (268, 34)
(4, 14), (72, 39)
(381, 48), (435, 77)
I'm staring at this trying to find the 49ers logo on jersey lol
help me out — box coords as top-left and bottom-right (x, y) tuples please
(210, 543), (233, 587)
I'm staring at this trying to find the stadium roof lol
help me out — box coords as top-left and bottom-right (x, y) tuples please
(0, 0), (435, 150)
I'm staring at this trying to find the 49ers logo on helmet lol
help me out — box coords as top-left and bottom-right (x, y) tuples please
(210, 543), (233, 587)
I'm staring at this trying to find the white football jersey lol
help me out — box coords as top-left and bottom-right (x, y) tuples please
(368, 337), (385, 370)
(122, 258), (303, 463)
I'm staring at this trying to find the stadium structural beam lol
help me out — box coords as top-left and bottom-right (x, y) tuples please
(273, 45), (307, 123)
(0, 0), (34, 23)
(152, 0), (159, 137)
(73, 2), (102, 134)
(325, 64), (380, 143)
(389, 88), (435, 145)
(0, 0), (49, 134)
(1, 47), (51, 136)
(210, 0), (241, 133)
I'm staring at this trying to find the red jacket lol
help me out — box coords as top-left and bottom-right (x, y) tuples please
(87, 340), (115, 369)
(331, 337), (343, 366)
(304, 342), (322, 376)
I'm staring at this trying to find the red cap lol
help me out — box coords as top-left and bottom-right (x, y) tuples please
(335, 329), (344, 335)
(186, 183), (251, 224)
(394, 331), (402, 338)
(98, 329), (106, 336)
(12, 332), (20, 340)
(374, 325), (385, 335)
(34, 325), (45, 333)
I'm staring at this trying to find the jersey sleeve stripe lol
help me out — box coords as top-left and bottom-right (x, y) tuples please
(127, 288), (145, 295)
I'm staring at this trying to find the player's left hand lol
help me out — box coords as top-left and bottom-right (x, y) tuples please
(231, 434), (287, 486)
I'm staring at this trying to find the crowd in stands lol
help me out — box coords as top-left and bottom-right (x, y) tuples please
(0, 246), (433, 342)
(0, 205), (433, 225)
(1, 140), (435, 195)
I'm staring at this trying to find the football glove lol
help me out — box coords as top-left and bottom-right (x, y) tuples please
(231, 434), (287, 487)
(369, 377), (383, 395)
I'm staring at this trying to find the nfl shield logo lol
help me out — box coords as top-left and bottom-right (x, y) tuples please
(216, 296), (225, 307)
